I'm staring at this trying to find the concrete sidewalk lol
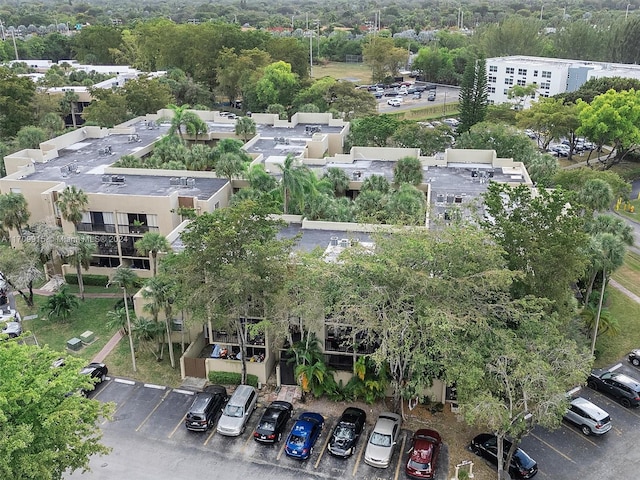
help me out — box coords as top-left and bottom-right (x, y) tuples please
(92, 330), (124, 364)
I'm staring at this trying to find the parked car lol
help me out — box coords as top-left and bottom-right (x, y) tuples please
(185, 385), (229, 432)
(524, 129), (537, 139)
(1, 320), (21, 338)
(217, 384), (258, 436)
(563, 397), (612, 435)
(398, 86), (409, 95)
(587, 369), (640, 408)
(628, 349), (640, 367)
(550, 144), (570, 157)
(470, 433), (538, 479)
(405, 429), (442, 479)
(387, 98), (402, 107)
(79, 362), (108, 395)
(254, 400), (293, 443)
(427, 92), (436, 101)
(443, 118), (460, 128)
(327, 407), (366, 458)
(284, 412), (325, 460)
(364, 412), (402, 468)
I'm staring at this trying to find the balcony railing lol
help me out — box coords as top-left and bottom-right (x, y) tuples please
(118, 225), (160, 234)
(77, 223), (116, 233)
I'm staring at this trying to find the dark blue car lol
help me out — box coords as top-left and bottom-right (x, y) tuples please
(284, 412), (325, 460)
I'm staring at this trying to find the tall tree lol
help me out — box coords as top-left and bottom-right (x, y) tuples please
(481, 183), (588, 316)
(517, 98), (580, 152)
(278, 154), (315, 214)
(235, 116), (257, 143)
(175, 201), (295, 385)
(0, 192), (30, 238)
(0, 67), (37, 137)
(576, 88), (640, 167)
(0, 245), (43, 308)
(68, 234), (96, 301)
(58, 186), (90, 297)
(107, 267), (139, 372)
(0, 341), (112, 479)
(134, 232), (171, 277)
(142, 275), (177, 367)
(362, 36), (408, 83)
(455, 122), (540, 166)
(393, 156), (423, 186)
(458, 56), (488, 133)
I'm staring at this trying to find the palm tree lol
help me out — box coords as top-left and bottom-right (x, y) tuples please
(278, 154), (314, 214)
(41, 285), (79, 322)
(135, 232), (171, 277)
(58, 186), (89, 227)
(588, 232), (626, 356)
(60, 90), (79, 128)
(68, 234), (96, 300)
(216, 151), (246, 184)
(167, 103), (191, 142)
(322, 167), (350, 196)
(235, 116), (257, 143)
(142, 275), (177, 367)
(106, 307), (128, 335)
(183, 111), (208, 142)
(108, 267), (139, 372)
(0, 192), (30, 237)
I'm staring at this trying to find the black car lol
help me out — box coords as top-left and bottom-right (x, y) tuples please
(470, 433), (538, 479)
(253, 400), (294, 443)
(628, 349), (640, 367)
(327, 407), (366, 458)
(587, 369), (640, 408)
(185, 385), (229, 432)
(79, 362), (108, 395)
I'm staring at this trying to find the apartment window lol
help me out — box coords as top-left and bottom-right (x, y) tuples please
(488, 86), (496, 93)
(542, 70), (552, 78)
(489, 65), (498, 72)
(541, 93), (549, 98)
(503, 89), (509, 95)
(489, 99), (495, 105)
(517, 79), (526, 86)
(533, 70), (538, 77)
(517, 68), (527, 75)
(488, 75), (497, 83)
(505, 77), (514, 85)
(541, 82), (551, 90)
(505, 67), (515, 74)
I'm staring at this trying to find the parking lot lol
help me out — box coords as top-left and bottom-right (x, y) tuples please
(88, 378), (449, 480)
(78, 357), (640, 480)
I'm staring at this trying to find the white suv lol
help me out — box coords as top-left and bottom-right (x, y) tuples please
(387, 98), (402, 107)
(563, 397), (611, 435)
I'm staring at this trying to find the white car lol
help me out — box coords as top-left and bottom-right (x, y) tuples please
(443, 118), (460, 128)
(563, 397), (611, 435)
(364, 412), (402, 468)
(387, 98), (402, 107)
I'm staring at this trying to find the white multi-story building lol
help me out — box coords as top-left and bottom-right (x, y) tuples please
(486, 55), (640, 108)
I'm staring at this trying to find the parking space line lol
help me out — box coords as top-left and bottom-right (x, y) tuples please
(393, 432), (407, 480)
(530, 433), (577, 464)
(276, 437), (287, 460)
(135, 389), (170, 432)
(114, 378), (136, 385)
(352, 427), (368, 477)
(173, 389), (195, 396)
(241, 427), (255, 454)
(560, 424), (598, 447)
(91, 380), (113, 401)
(143, 383), (166, 390)
(314, 421), (333, 469)
(168, 414), (187, 438)
(203, 426), (217, 445)
(589, 390), (640, 420)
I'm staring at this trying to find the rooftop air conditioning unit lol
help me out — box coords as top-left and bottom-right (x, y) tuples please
(180, 176), (188, 187)
(330, 236), (339, 246)
(169, 177), (180, 186)
(101, 175), (111, 183)
(112, 175), (125, 184)
(186, 177), (196, 188)
(339, 239), (350, 248)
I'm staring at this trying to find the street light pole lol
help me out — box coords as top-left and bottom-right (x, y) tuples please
(540, 4), (544, 21)
(626, 3), (632, 20)
(123, 286), (137, 372)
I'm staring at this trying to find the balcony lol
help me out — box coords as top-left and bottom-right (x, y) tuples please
(77, 223), (116, 233)
(119, 224), (160, 235)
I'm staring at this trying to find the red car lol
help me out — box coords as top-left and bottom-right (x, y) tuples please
(406, 429), (441, 479)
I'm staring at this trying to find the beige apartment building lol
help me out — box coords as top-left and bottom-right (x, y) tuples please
(2, 109), (532, 401)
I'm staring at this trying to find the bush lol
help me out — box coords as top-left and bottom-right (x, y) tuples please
(208, 371), (259, 388)
(64, 274), (110, 286)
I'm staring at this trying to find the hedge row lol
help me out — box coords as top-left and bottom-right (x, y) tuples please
(64, 274), (145, 288)
(64, 274), (110, 286)
(208, 371), (259, 388)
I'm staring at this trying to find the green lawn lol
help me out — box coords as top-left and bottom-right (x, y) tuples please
(595, 287), (640, 367)
(106, 340), (183, 387)
(612, 251), (640, 295)
(19, 295), (120, 361)
(312, 61), (371, 84)
(63, 284), (121, 295)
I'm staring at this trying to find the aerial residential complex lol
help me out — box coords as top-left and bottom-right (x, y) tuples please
(1, 108), (532, 399)
(486, 55), (640, 107)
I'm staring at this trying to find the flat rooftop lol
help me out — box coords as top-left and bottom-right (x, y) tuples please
(21, 120), (228, 199)
(246, 123), (343, 160)
(277, 224), (371, 253)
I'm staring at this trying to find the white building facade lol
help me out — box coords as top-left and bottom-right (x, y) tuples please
(486, 55), (640, 108)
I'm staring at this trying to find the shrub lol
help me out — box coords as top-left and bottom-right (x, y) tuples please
(64, 274), (110, 286)
(208, 371), (259, 388)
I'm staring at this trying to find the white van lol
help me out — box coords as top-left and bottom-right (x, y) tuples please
(216, 385), (258, 436)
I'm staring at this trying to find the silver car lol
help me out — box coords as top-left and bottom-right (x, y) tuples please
(563, 397), (611, 436)
(364, 412), (402, 468)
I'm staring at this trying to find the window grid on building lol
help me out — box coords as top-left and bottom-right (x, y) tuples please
(505, 77), (514, 85)
(517, 68), (527, 75)
(542, 71), (551, 78)
(489, 65), (498, 72)
(505, 67), (515, 74)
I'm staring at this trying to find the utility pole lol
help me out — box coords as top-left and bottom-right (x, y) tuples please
(11, 29), (19, 61)
(0, 19), (5, 41)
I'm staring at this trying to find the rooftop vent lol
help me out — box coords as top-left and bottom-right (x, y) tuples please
(330, 236), (339, 246)
(180, 176), (188, 187)
(112, 175), (125, 184)
(169, 177), (180, 187)
(339, 239), (350, 248)
(186, 177), (196, 188)
(101, 175), (111, 183)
